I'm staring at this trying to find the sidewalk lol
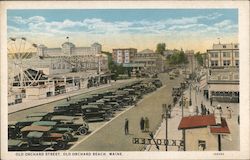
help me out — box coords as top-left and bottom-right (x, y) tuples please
(8, 79), (138, 114)
(147, 82), (240, 151)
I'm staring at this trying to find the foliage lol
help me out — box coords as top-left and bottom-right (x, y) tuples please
(167, 49), (188, 65)
(156, 43), (166, 55)
(195, 52), (204, 66)
(102, 51), (129, 78)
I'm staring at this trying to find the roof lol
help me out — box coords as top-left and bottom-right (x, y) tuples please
(27, 131), (44, 138)
(18, 117), (43, 123)
(178, 115), (216, 130)
(21, 125), (52, 132)
(8, 139), (24, 146)
(81, 105), (99, 109)
(27, 112), (50, 117)
(51, 116), (75, 121)
(210, 118), (230, 134)
(138, 49), (155, 54)
(32, 121), (57, 126)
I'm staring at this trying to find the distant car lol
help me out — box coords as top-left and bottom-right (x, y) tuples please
(81, 105), (106, 122)
(152, 79), (163, 88)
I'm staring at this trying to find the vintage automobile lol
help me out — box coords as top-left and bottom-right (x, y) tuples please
(8, 139), (29, 151)
(50, 116), (89, 135)
(81, 105), (106, 122)
(26, 112), (53, 121)
(152, 79), (163, 88)
(8, 117), (43, 139)
(22, 123), (74, 142)
(53, 102), (82, 116)
(26, 131), (68, 151)
(88, 102), (114, 117)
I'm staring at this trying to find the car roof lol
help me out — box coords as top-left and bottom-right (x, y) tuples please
(27, 131), (44, 138)
(51, 116), (75, 121)
(21, 125), (52, 132)
(8, 139), (24, 146)
(18, 117), (43, 123)
(81, 105), (99, 109)
(32, 121), (57, 126)
(27, 112), (50, 117)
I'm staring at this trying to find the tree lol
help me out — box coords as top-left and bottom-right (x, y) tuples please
(156, 43), (166, 55)
(195, 52), (204, 66)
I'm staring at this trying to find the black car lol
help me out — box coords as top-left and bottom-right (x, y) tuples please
(81, 105), (106, 122)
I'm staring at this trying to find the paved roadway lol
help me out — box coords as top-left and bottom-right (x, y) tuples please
(71, 73), (183, 151)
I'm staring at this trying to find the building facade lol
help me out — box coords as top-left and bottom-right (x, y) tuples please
(22, 42), (109, 75)
(112, 48), (137, 64)
(178, 115), (230, 151)
(207, 43), (239, 68)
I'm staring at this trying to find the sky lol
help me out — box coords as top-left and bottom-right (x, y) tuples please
(7, 9), (238, 52)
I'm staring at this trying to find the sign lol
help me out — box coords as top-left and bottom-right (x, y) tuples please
(132, 138), (184, 146)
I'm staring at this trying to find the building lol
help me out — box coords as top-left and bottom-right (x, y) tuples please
(8, 42), (111, 104)
(112, 48), (137, 64)
(185, 50), (198, 74)
(178, 114), (230, 151)
(207, 43), (239, 68)
(112, 48), (165, 75)
(133, 49), (165, 74)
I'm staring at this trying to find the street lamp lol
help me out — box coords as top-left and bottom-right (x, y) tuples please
(162, 103), (171, 151)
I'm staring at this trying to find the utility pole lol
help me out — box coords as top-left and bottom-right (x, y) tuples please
(181, 89), (186, 151)
(166, 106), (168, 151)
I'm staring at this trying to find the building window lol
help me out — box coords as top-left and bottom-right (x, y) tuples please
(211, 60), (218, 66)
(223, 60), (231, 66)
(223, 52), (231, 58)
(210, 52), (218, 58)
(198, 140), (206, 151)
(235, 52), (239, 58)
(235, 60), (239, 66)
(223, 45), (226, 48)
(234, 45), (238, 48)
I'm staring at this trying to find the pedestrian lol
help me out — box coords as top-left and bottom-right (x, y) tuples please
(238, 115), (240, 125)
(140, 117), (145, 132)
(207, 109), (210, 115)
(195, 106), (199, 115)
(210, 97), (213, 106)
(204, 107), (207, 115)
(227, 106), (232, 119)
(212, 105), (215, 114)
(144, 117), (149, 132)
(124, 118), (129, 135)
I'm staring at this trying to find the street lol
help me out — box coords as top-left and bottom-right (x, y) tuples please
(71, 73), (183, 151)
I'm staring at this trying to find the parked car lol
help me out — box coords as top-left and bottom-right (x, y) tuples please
(8, 139), (29, 151)
(81, 105), (106, 122)
(152, 79), (163, 88)
(26, 131), (68, 151)
(8, 117), (43, 139)
(50, 116), (89, 135)
(26, 112), (52, 121)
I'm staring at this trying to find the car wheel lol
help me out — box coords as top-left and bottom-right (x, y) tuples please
(64, 132), (73, 141)
(62, 133), (70, 142)
(56, 141), (66, 150)
(78, 127), (88, 135)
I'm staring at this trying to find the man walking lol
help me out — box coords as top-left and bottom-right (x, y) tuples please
(140, 117), (145, 132)
(125, 118), (129, 135)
